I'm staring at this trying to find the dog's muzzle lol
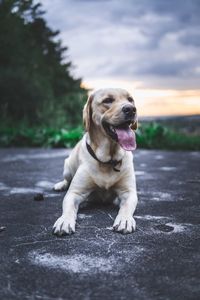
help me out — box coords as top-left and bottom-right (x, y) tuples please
(102, 117), (137, 151)
(122, 104), (137, 119)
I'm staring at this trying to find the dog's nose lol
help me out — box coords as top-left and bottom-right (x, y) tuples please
(122, 105), (136, 116)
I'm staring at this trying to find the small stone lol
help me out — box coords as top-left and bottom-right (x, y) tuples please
(34, 193), (44, 201)
(0, 226), (6, 233)
(155, 224), (174, 232)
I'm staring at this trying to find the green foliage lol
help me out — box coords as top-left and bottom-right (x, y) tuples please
(0, 122), (200, 150)
(0, 0), (87, 127)
(0, 125), (84, 148)
(136, 122), (200, 150)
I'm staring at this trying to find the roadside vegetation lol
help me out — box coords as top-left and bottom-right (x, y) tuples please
(1, 122), (200, 150)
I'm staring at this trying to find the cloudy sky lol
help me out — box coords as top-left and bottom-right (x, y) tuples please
(41, 0), (200, 116)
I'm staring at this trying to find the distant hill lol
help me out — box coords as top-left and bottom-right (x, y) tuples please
(139, 115), (200, 136)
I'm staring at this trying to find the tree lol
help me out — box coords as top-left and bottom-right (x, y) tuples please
(0, 0), (87, 127)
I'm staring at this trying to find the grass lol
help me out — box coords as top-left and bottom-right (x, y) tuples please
(0, 122), (200, 150)
(0, 126), (83, 148)
(136, 122), (200, 150)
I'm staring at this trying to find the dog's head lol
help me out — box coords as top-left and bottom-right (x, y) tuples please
(83, 88), (137, 151)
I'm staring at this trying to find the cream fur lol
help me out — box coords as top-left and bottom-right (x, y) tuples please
(53, 88), (138, 235)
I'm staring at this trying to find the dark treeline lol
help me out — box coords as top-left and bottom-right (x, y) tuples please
(0, 0), (87, 128)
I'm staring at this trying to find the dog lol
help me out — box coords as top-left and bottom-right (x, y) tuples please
(52, 88), (138, 236)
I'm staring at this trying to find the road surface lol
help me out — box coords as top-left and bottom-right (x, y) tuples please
(0, 148), (199, 300)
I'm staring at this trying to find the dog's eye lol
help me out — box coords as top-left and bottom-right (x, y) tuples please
(127, 97), (134, 103)
(102, 97), (114, 104)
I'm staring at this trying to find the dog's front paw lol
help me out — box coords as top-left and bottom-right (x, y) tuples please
(53, 180), (68, 192)
(113, 215), (136, 234)
(52, 215), (75, 236)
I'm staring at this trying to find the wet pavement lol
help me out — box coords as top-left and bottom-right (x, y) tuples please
(0, 148), (199, 300)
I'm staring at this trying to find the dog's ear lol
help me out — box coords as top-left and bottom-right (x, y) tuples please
(83, 93), (94, 132)
(131, 118), (138, 131)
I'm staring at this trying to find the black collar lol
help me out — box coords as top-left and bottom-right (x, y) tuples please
(86, 142), (122, 172)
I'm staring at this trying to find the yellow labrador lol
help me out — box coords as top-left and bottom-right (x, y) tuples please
(53, 88), (138, 235)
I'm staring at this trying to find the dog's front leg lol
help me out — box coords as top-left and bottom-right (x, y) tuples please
(113, 188), (138, 234)
(53, 168), (92, 236)
(53, 158), (73, 192)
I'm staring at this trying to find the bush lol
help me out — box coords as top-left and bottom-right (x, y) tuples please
(0, 122), (200, 150)
(136, 122), (200, 151)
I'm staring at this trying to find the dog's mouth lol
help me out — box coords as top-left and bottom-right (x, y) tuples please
(102, 120), (137, 151)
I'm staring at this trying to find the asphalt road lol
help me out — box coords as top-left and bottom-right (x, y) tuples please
(0, 148), (199, 300)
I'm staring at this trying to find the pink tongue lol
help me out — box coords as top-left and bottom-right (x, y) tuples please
(115, 127), (136, 151)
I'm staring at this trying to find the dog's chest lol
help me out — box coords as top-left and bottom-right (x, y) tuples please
(92, 169), (120, 189)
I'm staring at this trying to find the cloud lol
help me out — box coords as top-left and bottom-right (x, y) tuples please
(40, 0), (200, 89)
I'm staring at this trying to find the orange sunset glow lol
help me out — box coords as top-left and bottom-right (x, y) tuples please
(42, 0), (200, 119)
(82, 79), (200, 117)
